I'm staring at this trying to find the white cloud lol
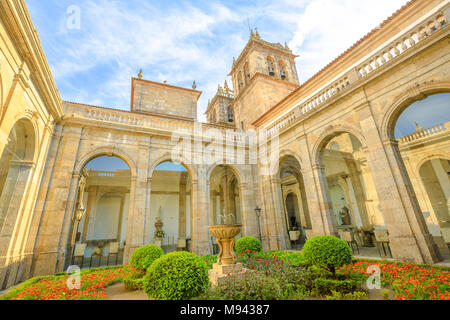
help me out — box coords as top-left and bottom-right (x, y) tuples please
(286, 0), (409, 82)
(31, 0), (411, 121)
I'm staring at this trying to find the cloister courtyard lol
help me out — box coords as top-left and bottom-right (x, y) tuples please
(0, 0), (449, 303)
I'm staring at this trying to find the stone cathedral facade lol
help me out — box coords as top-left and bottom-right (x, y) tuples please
(0, 0), (449, 289)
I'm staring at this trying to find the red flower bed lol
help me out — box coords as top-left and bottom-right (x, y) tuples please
(338, 261), (450, 300)
(8, 267), (138, 300)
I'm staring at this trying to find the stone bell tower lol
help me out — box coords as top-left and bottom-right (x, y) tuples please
(229, 29), (300, 129)
(205, 80), (235, 126)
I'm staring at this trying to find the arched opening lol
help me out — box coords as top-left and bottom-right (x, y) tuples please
(267, 57), (275, 76)
(319, 132), (386, 256)
(394, 93), (450, 260)
(238, 71), (244, 91)
(66, 155), (131, 269)
(149, 161), (192, 253)
(209, 165), (242, 252)
(243, 62), (250, 85)
(278, 60), (287, 80)
(0, 119), (35, 288)
(227, 106), (234, 123)
(279, 156), (311, 249)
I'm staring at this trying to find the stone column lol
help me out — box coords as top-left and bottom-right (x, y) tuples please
(178, 173), (187, 240)
(297, 136), (335, 236)
(190, 167), (212, 256)
(430, 159), (450, 214)
(343, 175), (364, 228)
(359, 107), (438, 264)
(238, 181), (258, 238)
(258, 174), (289, 251)
(310, 164), (337, 236)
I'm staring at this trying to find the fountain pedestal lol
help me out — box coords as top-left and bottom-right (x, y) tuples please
(208, 225), (249, 286)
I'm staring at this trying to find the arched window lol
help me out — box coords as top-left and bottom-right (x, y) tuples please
(267, 57), (275, 76)
(238, 71), (244, 90)
(244, 62), (250, 84)
(227, 107), (234, 123)
(278, 60), (287, 80)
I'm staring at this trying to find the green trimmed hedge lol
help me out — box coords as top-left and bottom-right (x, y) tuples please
(302, 235), (352, 275)
(235, 237), (262, 256)
(314, 277), (363, 296)
(143, 252), (209, 300)
(129, 245), (164, 271)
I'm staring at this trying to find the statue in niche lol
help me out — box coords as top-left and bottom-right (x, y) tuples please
(155, 206), (163, 231)
(339, 206), (351, 226)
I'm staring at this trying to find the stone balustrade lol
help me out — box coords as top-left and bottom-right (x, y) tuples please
(357, 11), (448, 78)
(264, 8), (449, 138)
(398, 121), (449, 145)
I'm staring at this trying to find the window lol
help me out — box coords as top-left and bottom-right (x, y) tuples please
(267, 57), (275, 76)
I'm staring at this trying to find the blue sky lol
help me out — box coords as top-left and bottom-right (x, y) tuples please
(27, 0), (415, 123)
(26, 1), (449, 171)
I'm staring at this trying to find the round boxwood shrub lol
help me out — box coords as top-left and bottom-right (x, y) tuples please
(235, 237), (262, 256)
(143, 251), (209, 300)
(129, 244), (164, 271)
(302, 235), (352, 275)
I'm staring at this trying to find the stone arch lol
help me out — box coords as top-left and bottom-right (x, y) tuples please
(416, 153), (450, 174)
(74, 146), (137, 178)
(149, 152), (197, 182)
(311, 123), (367, 165)
(381, 80), (450, 141)
(206, 163), (246, 186)
(272, 149), (304, 178)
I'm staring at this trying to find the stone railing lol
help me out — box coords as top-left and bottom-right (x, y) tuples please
(398, 122), (448, 145)
(264, 6), (449, 138)
(65, 103), (249, 144)
(356, 11), (448, 78)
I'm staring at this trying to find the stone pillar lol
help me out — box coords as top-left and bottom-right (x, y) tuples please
(430, 159), (450, 214)
(310, 164), (337, 236)
(238, 181), (258, 238)
(359, 108), (438, 263)
(190, 168), (212, 256)
(258, 174), (289, 251)
(178, 173), (187, 240)
(343, 175), (364, 228)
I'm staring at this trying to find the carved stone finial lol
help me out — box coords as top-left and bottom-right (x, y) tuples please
(233, 57), (236, 65)
(255, 28), (260, 39)
(224, 80), (229, 92)
(192, 80), (197, 90)
(138, 69), (143, 79)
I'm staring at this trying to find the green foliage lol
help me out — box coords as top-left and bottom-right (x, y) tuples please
(143, 252), (209, 300)
(302, 235), (352, 274)
(235, 237), (262, 256)
(314, 277), (363, 296)
(122, 266), (146, 291)
(202, 255), (218, 269)
(325, 290), (368, 300)
(381, 289), (390, 300)
(198, 272), (283, 300)
(129, 245), (164, 271)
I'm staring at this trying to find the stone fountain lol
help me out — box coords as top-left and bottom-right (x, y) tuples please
(208, 216), (249, 286)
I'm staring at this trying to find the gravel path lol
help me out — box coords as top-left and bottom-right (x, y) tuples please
(105, 282), (150, 300)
